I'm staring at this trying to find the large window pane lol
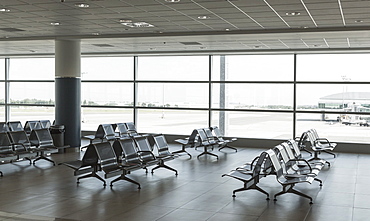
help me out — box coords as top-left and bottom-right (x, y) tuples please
(137, 109), (208, 134)
(297, 84), (370, 111)
(0, 106), (5, 121)
(9, 58), (54, 80)
(81, 107), (133, 131)
(297, 54), (370, 82)
(0, 58), (4, 80)
(81, 57), (133, 80)
(0, 83), (5, 104)
(9, 82), (54, 104)
(212, 55), (294, 81)
(138, 83), (208, 108)
(296, 113), (370, 143)
(137, 56), (209, 81)
(9, 106), (54, 124)
(82, 83), (133, 106)
(212, 83), (293, 110)
(212, 111), (293, 139)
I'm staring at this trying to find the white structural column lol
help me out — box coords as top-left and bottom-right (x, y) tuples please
(55, 39), (81, 149)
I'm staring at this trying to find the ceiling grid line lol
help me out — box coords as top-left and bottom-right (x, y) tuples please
(300, 0), (317, 27)
(263, 0), (290, 28)
(337, 0), (346, 26)
(226, 0), (265, 29)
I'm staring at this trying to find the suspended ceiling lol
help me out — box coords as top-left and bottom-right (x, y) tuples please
(1, 0), (370, 56)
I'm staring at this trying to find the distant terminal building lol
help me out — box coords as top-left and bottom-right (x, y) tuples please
(319, 92), (370, 112)
(319, 92), (370, 124)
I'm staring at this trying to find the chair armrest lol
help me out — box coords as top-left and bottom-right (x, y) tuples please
(137, 150), (156, 158)
(288, 159), (312, 171)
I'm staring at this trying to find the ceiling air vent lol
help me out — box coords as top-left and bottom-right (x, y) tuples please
(180, 42), (202, 45)
(93, 44), (114, 47)
(0, 28), (25, 32)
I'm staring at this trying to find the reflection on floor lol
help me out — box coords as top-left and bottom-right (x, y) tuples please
(0, 142), (368, 221)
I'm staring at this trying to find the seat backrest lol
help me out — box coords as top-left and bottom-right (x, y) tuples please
(211, 126), (222, 138)
(204, 128), (214, 139)
(253, 151), (268, 179)
(40, 120), (51, 129)
(306, 131), (317, 147)
(101, 124), (116, 141)
(196, 129), (206, 141)
(81, 144), (99, 167)
(29, 128), (54, 148)
(7, 121), (23, 131)
(8, 130), (32, 151)
(188, 129), (198, 145)
(297, 131), (310, 148)
(113, 138), (141, 165)
(125, 122), (137, 132)
(286, 139), (302, 159)
(24, 120), (42, 134)
(153, 134), (171, 156)
(116, 123), (130, 138)
(274, 145), (290, 163)
(134, 136), (156, 162)
(0, 132), (14, 154)
(94, 124), (106, 139)
(265, 149), (284, 178)
(0, 122), (9, 133)
(281, 142), (296, 160)
(93, 142), (119, 172)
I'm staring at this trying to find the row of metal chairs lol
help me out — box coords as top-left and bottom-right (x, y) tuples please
(83, 122), (148, 146)
(0, 128), (64, 176)
(0, 120), (52, 134)
(61, 134), (177, 189)
(174, 126), (237, 159)
(223, 139), (330, 204)
(297, 128), (337, 164)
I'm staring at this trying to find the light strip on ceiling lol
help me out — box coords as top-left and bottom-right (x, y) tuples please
(338, 0), (346, 26)
(278, 39), (290, 48)
(227, 0), (265, 29)
(300, 0), (317, 27)
(263, 0), (290, 28)
(347, 37), (351, 47)
(323, 38), (330, 48)
(301, 39), (309, 48)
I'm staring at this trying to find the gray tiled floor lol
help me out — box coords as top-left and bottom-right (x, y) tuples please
(0, 142), (368, 221)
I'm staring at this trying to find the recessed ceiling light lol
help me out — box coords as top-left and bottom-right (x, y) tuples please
(355, 20), (364, 23)
(50, 22), (60, 26)
(75, 3), (89, 8)
(121, 22), (154, 28)
(92, 32), (100, 36)
(300, 26), (309, 29)
(225, 28), (230, 31)
(197, 15), (210, 19)
(313, 44), (322, 47)
(165, 0), (180, 2)
(286, 12), (300, 16)
(0, 8), (10, 12)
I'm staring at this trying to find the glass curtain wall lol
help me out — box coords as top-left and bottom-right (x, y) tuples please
(81, 57), (134, 131)
(7, 58), (54, 124)
(2, 54), (370, 143)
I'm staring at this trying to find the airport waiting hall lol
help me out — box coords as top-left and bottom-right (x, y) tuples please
(1, 1), (370, 221)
